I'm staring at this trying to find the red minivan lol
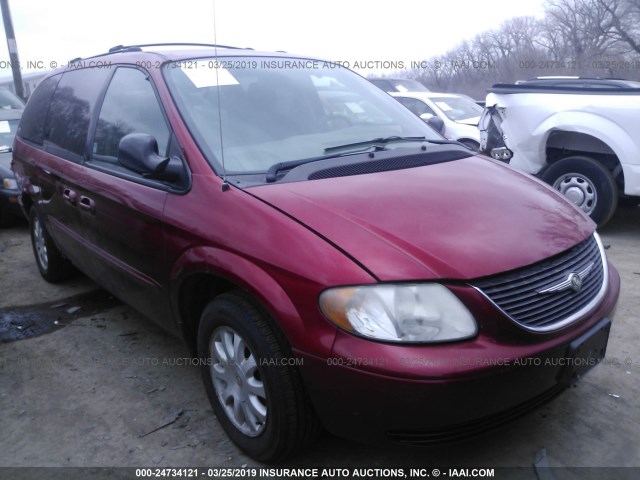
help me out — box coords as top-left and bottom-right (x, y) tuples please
(12, 44), (619, 461)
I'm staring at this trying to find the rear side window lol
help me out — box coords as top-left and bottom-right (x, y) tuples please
(92, 67), (169, 162)
(17, 74), (61, 144)
(44, 68), (110, 161)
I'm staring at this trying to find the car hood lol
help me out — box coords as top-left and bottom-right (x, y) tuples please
(445, 121), (480, 142)
(455, 116), (480, 126)
(249, 155), (594, 281)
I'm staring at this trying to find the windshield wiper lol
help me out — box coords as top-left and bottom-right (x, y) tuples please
(265, 150), (375, 183)
(323, 135), (427, 153)
(423, 139), (467, 146)
(264, 136), (465, 183)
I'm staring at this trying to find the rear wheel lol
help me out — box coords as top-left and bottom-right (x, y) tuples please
(541, 156), (618, 227)
(29, 208), (74, 282)
(197, 291), (321, 462)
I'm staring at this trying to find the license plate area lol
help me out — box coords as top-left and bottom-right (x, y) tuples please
(557, 318), (611, 387)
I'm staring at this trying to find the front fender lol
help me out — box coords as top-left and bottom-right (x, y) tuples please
(169, 246), (338, 357)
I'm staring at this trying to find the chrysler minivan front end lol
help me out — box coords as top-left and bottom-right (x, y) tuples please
(13, 46), (619, 461)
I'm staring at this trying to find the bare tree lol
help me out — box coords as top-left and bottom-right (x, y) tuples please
(545, 0), (618, 62)
(596, 0), (640, 54)
(395, 0), (640, 99)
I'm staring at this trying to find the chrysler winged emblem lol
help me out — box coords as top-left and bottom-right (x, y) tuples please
(537, 262), (594, 294)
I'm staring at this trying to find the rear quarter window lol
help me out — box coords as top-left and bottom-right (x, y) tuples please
(44, 67), (111, 161)
(17, 74), (61, 144)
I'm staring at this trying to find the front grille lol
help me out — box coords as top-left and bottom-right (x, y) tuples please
(473, 235), (606, 331)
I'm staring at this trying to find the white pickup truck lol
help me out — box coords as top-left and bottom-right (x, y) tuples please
(479, 83), (640, 226)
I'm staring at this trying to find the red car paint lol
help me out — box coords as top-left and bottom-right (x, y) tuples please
(12, 46), (619, 450)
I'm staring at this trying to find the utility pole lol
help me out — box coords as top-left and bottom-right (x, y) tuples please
(0, 0), (24, 100)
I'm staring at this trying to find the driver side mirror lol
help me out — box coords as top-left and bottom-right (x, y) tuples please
(118, 133), (169, 174)
(117, 133), (184, 183)
(420, 113), (445, 135)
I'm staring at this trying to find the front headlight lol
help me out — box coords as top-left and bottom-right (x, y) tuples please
(319, 284), (477, 343)
(2, 178), (18, 189)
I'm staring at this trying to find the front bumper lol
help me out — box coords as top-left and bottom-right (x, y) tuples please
(297, 264), (620, 444)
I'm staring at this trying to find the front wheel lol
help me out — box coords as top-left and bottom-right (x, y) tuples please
(541, 156), (618, 227)
(197, 292), (321, 462)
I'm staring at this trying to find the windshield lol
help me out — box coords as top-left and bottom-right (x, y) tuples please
(430, 96), (483, 122)
(0, 89), (24, 110)
(163, 57), (439, 175)
(0, 119), (19, 150)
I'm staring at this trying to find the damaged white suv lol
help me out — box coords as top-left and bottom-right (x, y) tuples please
(480, 81), (640, 226)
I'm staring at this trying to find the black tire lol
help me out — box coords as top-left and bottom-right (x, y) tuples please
(541, 156), (618, 227)
(197, 291), (321, 462)
(29, 208), (74, 282)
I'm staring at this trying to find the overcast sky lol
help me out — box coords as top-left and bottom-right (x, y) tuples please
(0, 0), (546, 77)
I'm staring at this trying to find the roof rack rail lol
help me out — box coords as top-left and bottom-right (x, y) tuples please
(67, 43), (251, 67)
(108, 43), (246, 53)
(107, 45), (143, 53)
